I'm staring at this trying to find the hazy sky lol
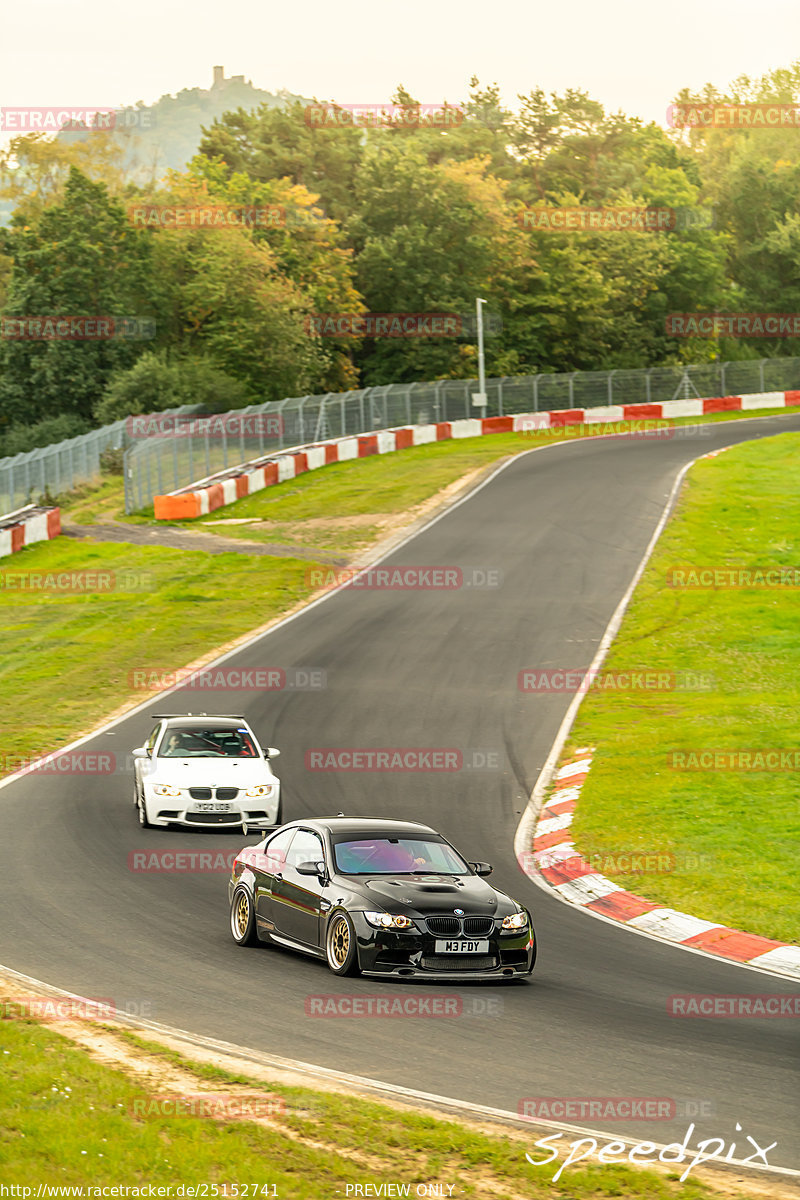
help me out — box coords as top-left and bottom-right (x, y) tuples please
(2, 0), (797, 135)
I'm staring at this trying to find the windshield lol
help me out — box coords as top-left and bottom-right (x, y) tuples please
(332, 837), (468, 875)
(158, 727), (259, 758)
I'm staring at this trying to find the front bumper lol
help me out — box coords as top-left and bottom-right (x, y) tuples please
(351, 912), (536, 979)
(146, 787), (279, 828)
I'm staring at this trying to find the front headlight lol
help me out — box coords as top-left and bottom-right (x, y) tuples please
(501, 910), (528, 931)
(153, 784), (182, 797)
(364, 912), (415, 930)
(245, 784), (274, 798)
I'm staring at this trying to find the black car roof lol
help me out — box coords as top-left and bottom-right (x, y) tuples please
(282, 817), (438, 837)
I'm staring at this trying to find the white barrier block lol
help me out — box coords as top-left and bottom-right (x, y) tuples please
(221, 480), (238, 507)
(661, 399), (704, 418)
(337, 438), (359, 461)
(0, 529), (12, 558)
(306, 446), (327, 471)
(412, 425), (438, 445)
(376, 431), (397, 454)
(513, 412), (551, 432)
(246, 469), (266, 495)
(277, 456), (296, 482)
(450, 418), (483, 439)
(740, 391), (784, 409)
(24, 514), (49, 544)
(198, 491), (210, 516)
(582, 405), (625, 424)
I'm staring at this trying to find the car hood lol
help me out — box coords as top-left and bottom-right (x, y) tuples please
(352, 873), (513, 916)
(151, 759), (277, 785)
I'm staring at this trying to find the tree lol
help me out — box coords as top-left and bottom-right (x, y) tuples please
(0, 168), (154, 426)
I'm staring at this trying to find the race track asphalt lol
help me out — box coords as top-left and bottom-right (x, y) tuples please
(2, 414), (798, 1166)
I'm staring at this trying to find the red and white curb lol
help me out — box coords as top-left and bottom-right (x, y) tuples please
(153, 389), (800, 519)
(0, 504), (61, 559)
(522, 748), (800, 979)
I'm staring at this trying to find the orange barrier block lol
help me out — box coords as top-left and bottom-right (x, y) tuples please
(154, 493), (202, 520)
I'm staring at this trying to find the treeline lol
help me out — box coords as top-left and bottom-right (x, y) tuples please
(1, 66), (800, 456)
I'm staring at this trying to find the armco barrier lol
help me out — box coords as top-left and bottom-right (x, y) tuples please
(0, 504), (61, 558)
(153, 392), (800, 520)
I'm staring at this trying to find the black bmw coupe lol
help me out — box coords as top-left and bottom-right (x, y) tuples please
(228, 816), (536, 980)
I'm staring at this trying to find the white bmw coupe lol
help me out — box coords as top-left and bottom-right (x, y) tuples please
(132, 714), (281, 830)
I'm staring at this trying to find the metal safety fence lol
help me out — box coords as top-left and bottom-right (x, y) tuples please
(0, 405), (200, 515)
(123, 357), (800, 513)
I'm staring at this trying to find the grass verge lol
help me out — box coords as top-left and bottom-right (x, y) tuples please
(566, 431), (800, 944)
(0, 1006), (731, 1198)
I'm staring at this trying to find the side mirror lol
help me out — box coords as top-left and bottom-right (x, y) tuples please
(132, 747), (150, 759)
(470, 861), (493, 877)
(296, 860), (326, 878)
(264, 746), (280, 759)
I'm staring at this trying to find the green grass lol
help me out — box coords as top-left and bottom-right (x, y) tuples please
(0, 1013), (723, 1198)
(567, 431), (800, 944)
(0, 538), (328, 769)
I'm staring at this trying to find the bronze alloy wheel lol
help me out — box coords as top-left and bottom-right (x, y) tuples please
(326, 911), (358, 975)
(230, 886), (258, 945)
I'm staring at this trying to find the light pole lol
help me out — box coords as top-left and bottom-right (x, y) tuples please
(471, 296), (488, 413)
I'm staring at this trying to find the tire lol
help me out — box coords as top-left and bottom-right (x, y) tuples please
(135, 785), (152, 829)
(230, 885), (259, 946)
(325, 911), (359, 976)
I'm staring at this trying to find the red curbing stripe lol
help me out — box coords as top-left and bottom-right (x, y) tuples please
(293, 451), (308, 475)
(543, 797), (578, 817)
(394, 427), (415, 450)
(235, 475), (249, 500)
(534, 828), (577, 851)
(541, 859), (597, 885)
(435, 422), (452, 440)
(550, 409), (585, 427)
(358, 434), (379, 457)
(553, 770), (589, 789)
(263, 462), (279, 487)
(703, 395), (742, 414)
(682, 926), (785, 962)
(10, 524), (25, 552)
(325, 443), (339, 464)
(46, 508), (61, 537)
(785, 389), (800, 406)
(584, 891), (660, 921)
